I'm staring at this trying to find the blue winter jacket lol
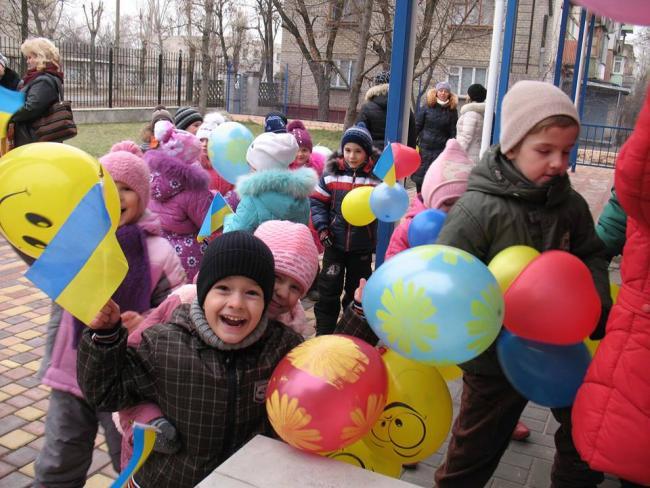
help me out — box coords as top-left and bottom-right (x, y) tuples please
(223, 167), (317, 233)
(310, 150), (381, 253)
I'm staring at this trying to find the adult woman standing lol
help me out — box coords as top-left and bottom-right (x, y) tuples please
(413, 81), (458, 193)
(456, 83), (487, 164)
(11, 37), (64, 148)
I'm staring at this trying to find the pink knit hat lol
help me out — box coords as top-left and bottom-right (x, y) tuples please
(110, 140), (144, 158)
(99, 148), (151, 215)
(421, 139), (474, 210)
(287, 120), (313, 151)
(254, 220), (319, 296)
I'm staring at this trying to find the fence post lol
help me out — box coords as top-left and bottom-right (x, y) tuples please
(177, 51), (182, 107)
(108, 47), (114, 108)
(283, 63), (289, 115)
(157, 52), (163, 105)
(226, 62), (232, 113)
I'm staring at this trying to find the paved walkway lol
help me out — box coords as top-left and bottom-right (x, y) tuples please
(0, 165), (618, 487)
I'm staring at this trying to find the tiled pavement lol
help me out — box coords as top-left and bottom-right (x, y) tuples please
(0, 165), (619, 488)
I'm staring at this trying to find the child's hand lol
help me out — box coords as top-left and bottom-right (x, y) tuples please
(319, 229), (334, 248)
(121, 311), (144, 334)
(354, 278), (367, 304)
(89, 300), (121, 330)
(149, 417), (181, 454)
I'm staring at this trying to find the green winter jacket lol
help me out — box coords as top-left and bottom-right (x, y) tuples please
(596, 188), (627, 259)
(437, 145), (612, 375)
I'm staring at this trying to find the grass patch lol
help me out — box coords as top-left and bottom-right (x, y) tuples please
(66, 121), (343, 158)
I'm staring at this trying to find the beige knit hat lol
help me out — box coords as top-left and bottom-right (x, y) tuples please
(500, 81), (580, 154)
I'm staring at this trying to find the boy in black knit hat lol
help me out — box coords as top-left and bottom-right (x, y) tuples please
(77, 232), (302, 487)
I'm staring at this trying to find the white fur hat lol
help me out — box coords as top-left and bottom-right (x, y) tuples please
(196, 112), (227, 140)
(246, 132), (299, 171)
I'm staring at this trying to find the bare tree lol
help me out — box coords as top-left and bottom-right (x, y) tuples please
(83, 1), (104, 90)
(229, 7), (248, 74)
(0, 0), (70, 39)
(29, 0), (67, 39)
(254, 0), (281, 82)
(214, 0), (232, 69)
(199, 0), (216, 112)
(137, 6), (154, 83)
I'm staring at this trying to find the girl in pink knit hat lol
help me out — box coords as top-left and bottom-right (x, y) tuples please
(385, 138), (474, 260)
(35, 142), (187, 486)
(287, 120), (324, 176)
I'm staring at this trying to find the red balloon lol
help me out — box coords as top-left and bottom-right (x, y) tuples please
(266, 335), (387, 453)
(391, 143), (421, 179)
(503, 251), (601, 345)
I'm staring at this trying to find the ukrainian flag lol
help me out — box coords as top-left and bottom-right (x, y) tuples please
(26, 183), (128, 324)
(373, 144), (397, 186)
(197, 192), (233, 240)
(0, 85), (25, 138)
(111, 423), (157, 488)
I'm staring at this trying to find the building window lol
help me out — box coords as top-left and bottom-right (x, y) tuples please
(332, 0), (364, 23)
(612, 56), (624, 74)
(447, 66), (487, 95)
(451, 0), (492, 26)
(331, 60), (355, 89)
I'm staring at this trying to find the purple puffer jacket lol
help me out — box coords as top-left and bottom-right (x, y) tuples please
(41, 213), (186, 398)
(145, 150), (214, 281)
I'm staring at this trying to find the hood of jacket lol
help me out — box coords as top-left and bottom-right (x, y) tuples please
(365, 83), (389, 107)
(146, 150), (209, 202)
(468, 145), (572, 208)
(236, 167), (317, 199)
(460, 101), (486, 116)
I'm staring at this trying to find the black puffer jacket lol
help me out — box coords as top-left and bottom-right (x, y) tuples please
(11, 73), (61, 147)
(413, 101), (458, 186)
(355, 83), (417, 150)
(0, 67), (20, 91)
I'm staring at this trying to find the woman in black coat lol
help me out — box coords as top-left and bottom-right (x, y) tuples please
(11, 37), (64, 147)
(413, 81), (458, 193)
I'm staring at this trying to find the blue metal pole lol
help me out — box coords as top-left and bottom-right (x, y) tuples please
(570, 9), (587, 103)
(571, 13), (595, 170)
(553, 0), (571, 86)
(376, 0), (417, 267)
(492, 0), (519, 145)
(284, 63), (289, 114)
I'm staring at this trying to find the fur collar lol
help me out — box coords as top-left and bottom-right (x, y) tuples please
(235, 167), (317, 198)
(460, 102), (486, 116)
(365, 83), (389, 101)
(145, 150), (209, 191)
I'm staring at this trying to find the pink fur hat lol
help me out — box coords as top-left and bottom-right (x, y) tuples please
(154, 120), (202, 164)
(421, 139), (474, 210)
(254, 220), (319, 296)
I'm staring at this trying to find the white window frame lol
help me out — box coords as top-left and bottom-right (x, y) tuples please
(447, 66), (487, 95)
(450, 0), (491, 26)
(612, 56), (624, 75)
(331, 59), (355, 89)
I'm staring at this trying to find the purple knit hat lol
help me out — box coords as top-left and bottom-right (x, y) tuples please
(99, 146), (151, 215)
(287, 120), (313, 152)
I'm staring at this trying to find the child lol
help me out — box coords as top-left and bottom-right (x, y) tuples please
(310, 122), (381, 335)
(223, 131), (316, 233)
(385, 138), (473, 260)
(456, 83), (487, 164)
(77, 232), (309, 486)
(287, 120), (324, 175)
(174, 106), (203, 135)
(432, 81), (612, 487)
(34, 143), (186, 487)
(572, 89), (650, 488)
(140, 105), (174, 152)
(195, 112), (235, 195)
(145, 121), (214, 280)
(264, 110), (288, 133)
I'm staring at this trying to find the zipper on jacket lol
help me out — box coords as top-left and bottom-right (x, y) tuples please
(345, 169), (357, 251)
(220, 353), (238, 461)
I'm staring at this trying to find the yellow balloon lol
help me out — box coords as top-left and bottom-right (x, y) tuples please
(0, 143), (120, 258)
(584, 283), (619, 357)
(327, 439), (402, 478)
(341, 186), (376, 226)
(363, 349), (452, 464)
(488, 245), (540, 293)
(610, 283), (620, 303)
(436, 364), (463, 382)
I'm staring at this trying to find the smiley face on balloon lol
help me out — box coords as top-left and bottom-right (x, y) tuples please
(366, 401), (428, 460)
(0, 143), (120, 258)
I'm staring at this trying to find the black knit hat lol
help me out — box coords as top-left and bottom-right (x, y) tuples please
(264, 111), (288, 133)
(174, 106), (203, 131)
(373, 70), (390, 85)
(197, 232), (275, 308)
(341, 121), (374, 157)
(467, 84), (487, 103)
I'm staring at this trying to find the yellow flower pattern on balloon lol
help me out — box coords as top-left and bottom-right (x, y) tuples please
(376, 279), (438, 354)
(341, 394), (386, 442)
(420, 245), (475, 266)
(266, 390), (323, 451)
(466, 283), (504, 354)
(288, 336), (370, 389)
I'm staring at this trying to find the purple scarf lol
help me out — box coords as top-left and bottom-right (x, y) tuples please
(72, 224), (152, 347)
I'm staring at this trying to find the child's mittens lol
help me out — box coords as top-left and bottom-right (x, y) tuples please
(319, 229), (334, 248)
(149, 417), (181, 454)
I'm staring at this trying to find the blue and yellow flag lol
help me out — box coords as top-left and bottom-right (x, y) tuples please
(373, 144), (397, 186)
(0, 85), (25, 138)
(111, 423), (157, 488)
(197, 192), (233, 240)
(25, 183), (128, 324)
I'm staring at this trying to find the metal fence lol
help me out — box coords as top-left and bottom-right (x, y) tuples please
(576, 123), (633, 168)
(0, 37), (229, 109)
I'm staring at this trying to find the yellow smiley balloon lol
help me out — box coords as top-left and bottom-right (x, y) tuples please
(327, 439), (402, 478)
(362, 349), (452, 464)
(0, 143), (120, 259)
